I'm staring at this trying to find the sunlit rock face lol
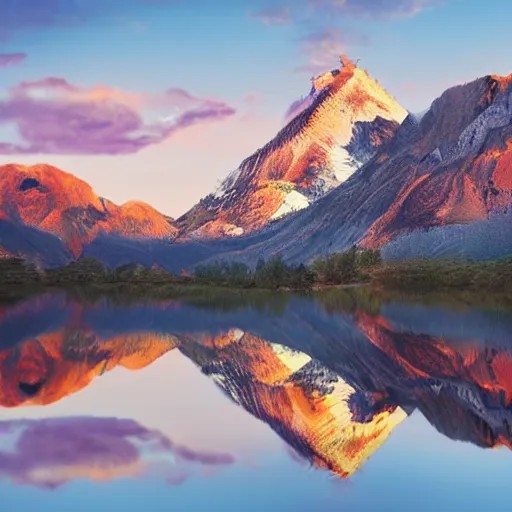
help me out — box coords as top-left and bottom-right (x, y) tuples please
(0, 163), (178, 258)
(361, 74), (512, 250)
(177, 55), (407, 240)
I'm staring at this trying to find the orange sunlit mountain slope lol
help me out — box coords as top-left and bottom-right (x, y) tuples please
(177, 55), (407, 239)
(0, 163), (178, 258)
(193, 71), (512, 265)
(3, 62), (512, 269)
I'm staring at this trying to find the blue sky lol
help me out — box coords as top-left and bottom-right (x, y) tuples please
(1, 0), (512, 216)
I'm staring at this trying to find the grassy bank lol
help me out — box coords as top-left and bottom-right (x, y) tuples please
(371, 257), (512, 293)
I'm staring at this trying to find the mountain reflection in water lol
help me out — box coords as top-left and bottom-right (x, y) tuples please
(1, 287), (512, 493)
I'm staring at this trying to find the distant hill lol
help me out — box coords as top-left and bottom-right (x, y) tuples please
(0, 163), (177, 266)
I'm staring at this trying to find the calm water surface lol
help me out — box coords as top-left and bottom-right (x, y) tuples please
(1, 288), (511, 511)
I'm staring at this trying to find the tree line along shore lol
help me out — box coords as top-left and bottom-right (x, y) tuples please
(1, 247), (512, 294)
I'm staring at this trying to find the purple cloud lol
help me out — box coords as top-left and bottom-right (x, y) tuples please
(0, 416), (236, 489)
(165, 87), (202, 106)
(162, 88), (232, 111)
(308, 0), (446, 19)
(243, 92), (260, 105)
(173, 445), (236, 465)
(166, 473), (191, 486)
(0, 53), (27, 67)
(0, 77), (236, 155)
(296, 28), (369, 75)
(13, 77), (77, 93)
(253, 5), (292, 26)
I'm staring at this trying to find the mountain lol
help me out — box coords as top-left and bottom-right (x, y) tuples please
(0, 163), (178, 263)
(3, 65), (512, 271)
(353, 309), (512, 448)
(177, 55), (407, 239)
(167, 71), (512, 269)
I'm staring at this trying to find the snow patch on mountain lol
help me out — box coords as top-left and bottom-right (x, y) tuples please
(269, 343), (312, 373)
(230, 328), (245, 342)
(329, 145), (364, 183)
(270, 190), (310, 220)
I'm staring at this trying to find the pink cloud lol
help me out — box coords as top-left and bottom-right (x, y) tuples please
(13, 77), (77, 93)
(0, 416), (236, 489)
(295, 28), (369, 75)
(398, 81), (418, 93)
(253, 5), (292, 26)
(0, 53), (27, 67)
(0, 76), (236, 155)
(161, 87), (231, 112)
(164, 87), (201, 106)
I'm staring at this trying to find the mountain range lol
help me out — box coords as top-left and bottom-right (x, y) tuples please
(1, 55), (512, 270)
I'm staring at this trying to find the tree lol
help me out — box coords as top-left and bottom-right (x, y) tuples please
(255, 254), (287, 289)
(356, 248), (382, 268)
(311, 247), (358, 284)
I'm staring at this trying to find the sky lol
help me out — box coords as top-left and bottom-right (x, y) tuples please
(1, 0), (512, 217)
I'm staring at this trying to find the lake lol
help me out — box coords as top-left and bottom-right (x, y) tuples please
(0, 287), (511, 511)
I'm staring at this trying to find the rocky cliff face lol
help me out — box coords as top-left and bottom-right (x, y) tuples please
(361, 74), (512, 250)
(179, 71), (512, 267)
(0, 163), (178, 258)
(178, 55), (407, 239)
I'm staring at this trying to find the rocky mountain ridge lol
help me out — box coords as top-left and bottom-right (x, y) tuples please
(177, 55), (407, 239)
